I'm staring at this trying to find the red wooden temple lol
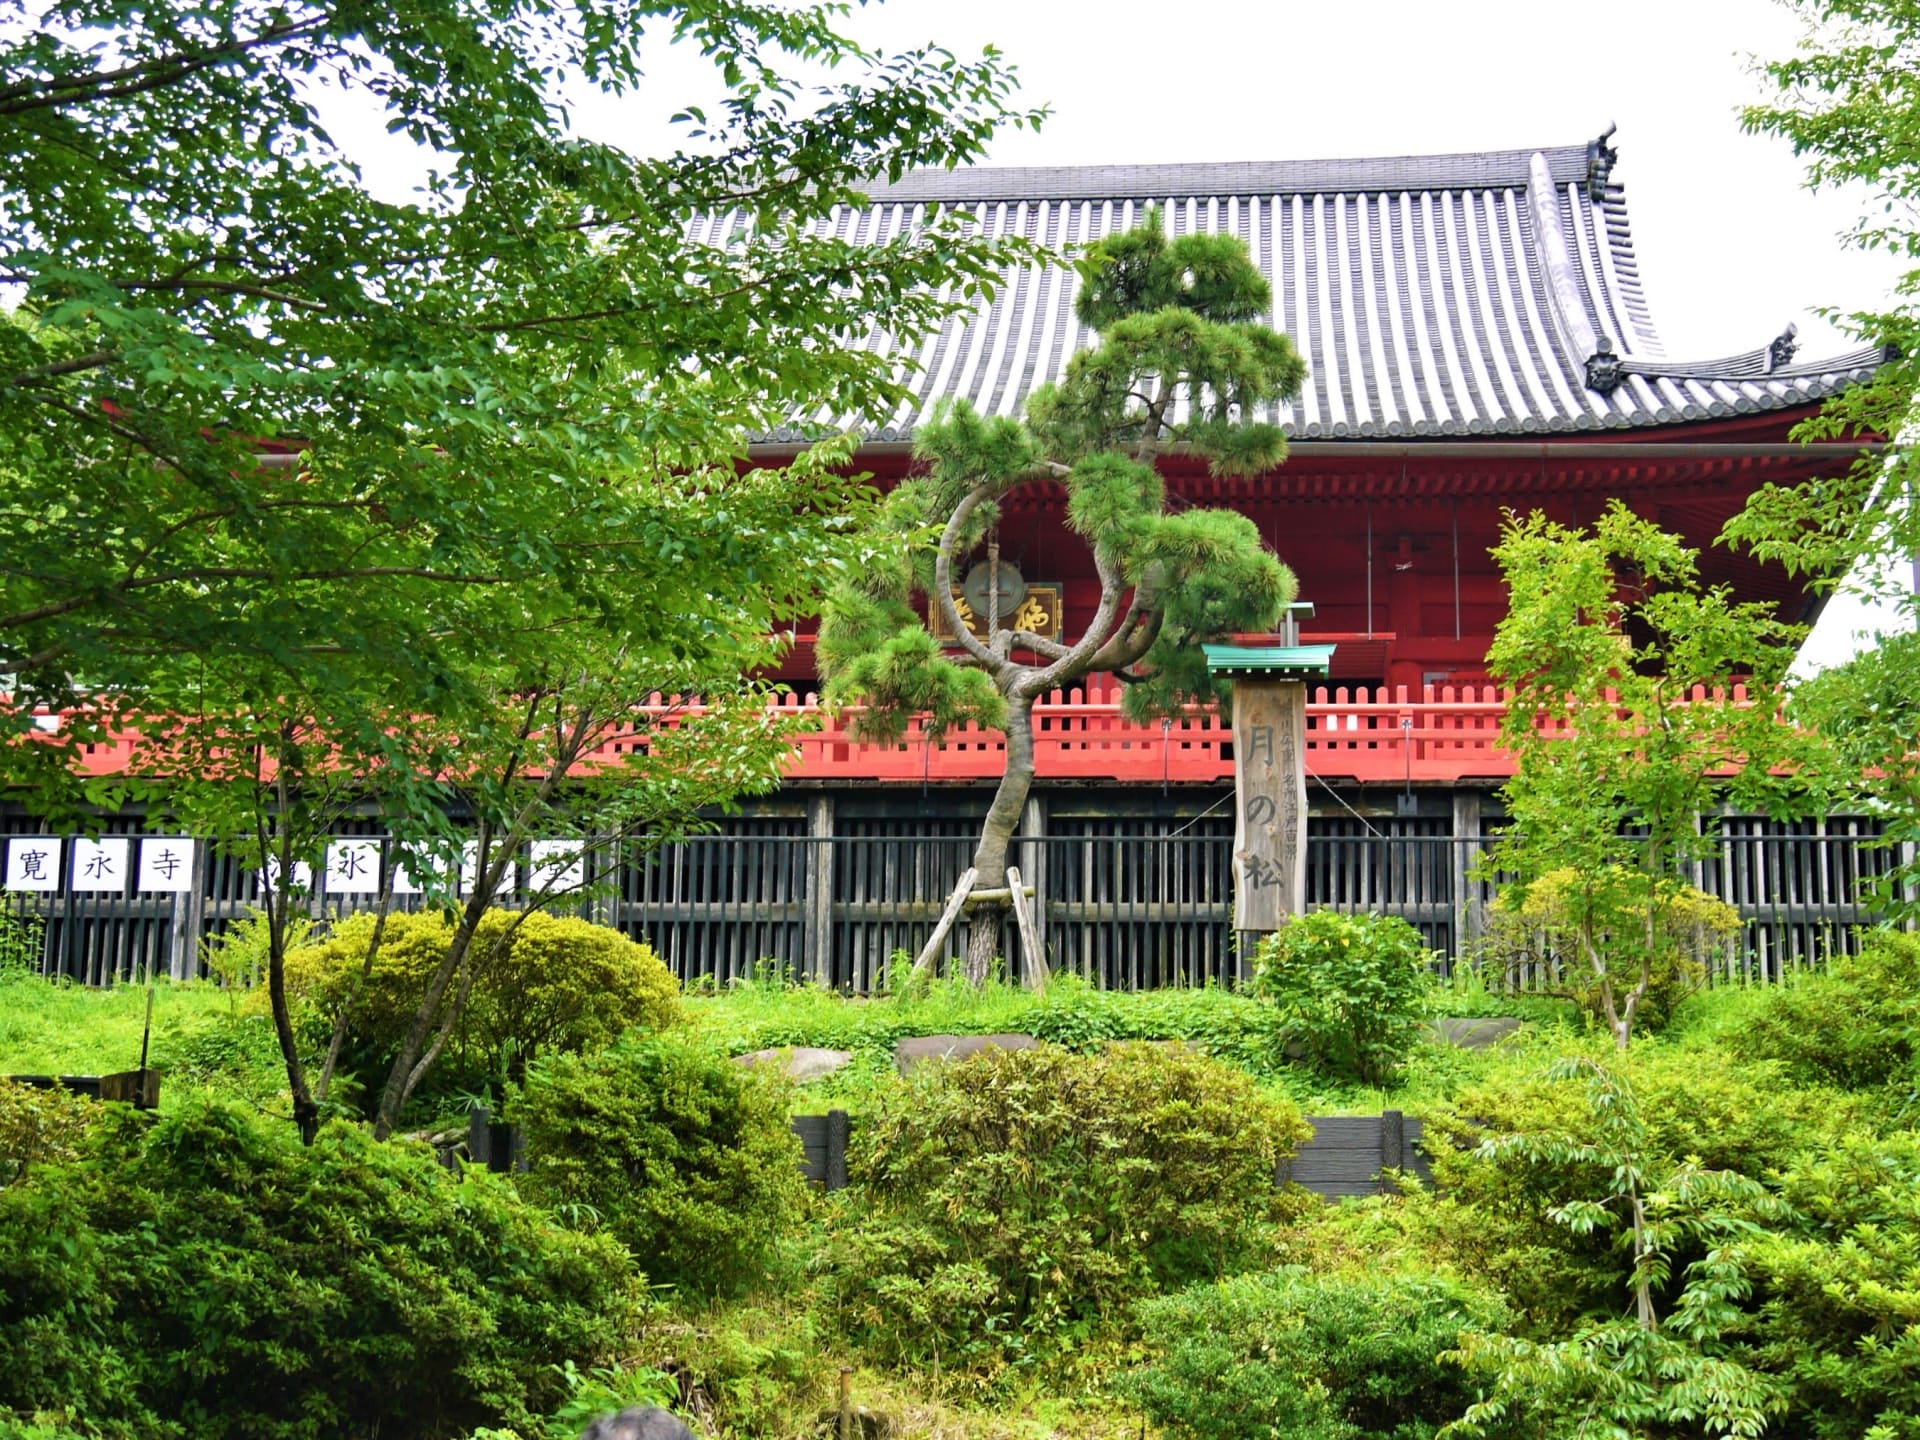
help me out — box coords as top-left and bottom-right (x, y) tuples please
(730, 132), (1881, 794)
(8, 131), (1892, 989)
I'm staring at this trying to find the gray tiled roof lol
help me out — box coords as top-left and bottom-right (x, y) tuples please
(722, 136), (1886, 442)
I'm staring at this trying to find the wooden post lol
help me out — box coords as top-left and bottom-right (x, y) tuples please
(1451, 789), (1483, 972)
(1021, 793), (1047, 963)
(826, 1108), (850, 1191)
(808, 794), (836, 988)
(1380, 1108), (1405, 1192)
(1231, 678), (1308, 933)
(905, 867), (976, 989)
(1006, 865), (1047, 993)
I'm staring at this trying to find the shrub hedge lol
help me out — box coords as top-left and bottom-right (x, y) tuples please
(0, 1101), (642, 1439)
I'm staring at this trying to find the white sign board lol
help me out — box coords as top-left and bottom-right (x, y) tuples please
(527, 840), (584, 894)
(462, 842), (515, 900)
(4, 837), (60, 891)
(260, 856), (314, 897)
(71, 837), (130, 891)
(325, 839), (382, 895)
(138, 838), (197, 893)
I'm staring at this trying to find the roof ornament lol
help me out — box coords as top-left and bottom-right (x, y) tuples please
(1768, 322), (1799, 371)
(1586, 336), (1625, 394)
(1585, 122), (1619, 202)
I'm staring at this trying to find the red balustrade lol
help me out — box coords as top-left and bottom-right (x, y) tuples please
(44, 679), (1753, 786)
(784, 676), (1518, 784)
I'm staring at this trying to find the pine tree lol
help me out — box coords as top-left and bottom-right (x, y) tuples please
(818, 212), (1307, 983)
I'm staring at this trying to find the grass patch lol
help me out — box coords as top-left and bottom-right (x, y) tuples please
(0, 971), (232, 1076)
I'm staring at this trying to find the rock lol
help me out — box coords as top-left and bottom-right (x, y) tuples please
(894, 1032), (1038, 1074)
(816, 1405), (892, 1438)
(1426, 1016), (1523, 1049)
(731, 1046), (854, 1082)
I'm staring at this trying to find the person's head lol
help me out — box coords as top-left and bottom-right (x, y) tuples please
(578, 1407), (694, 1440)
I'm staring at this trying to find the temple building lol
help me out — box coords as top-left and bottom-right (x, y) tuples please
(672, 131), (1886, 983)
(754, 132), (1882, 697)
(4, 133), (1893, 989)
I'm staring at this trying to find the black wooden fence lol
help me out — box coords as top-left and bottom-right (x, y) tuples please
(463, 1104), (1432, 1200)
(2, 813), (1894, 991)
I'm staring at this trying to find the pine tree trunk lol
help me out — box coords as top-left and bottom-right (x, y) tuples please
(966, 696), (1036, 985)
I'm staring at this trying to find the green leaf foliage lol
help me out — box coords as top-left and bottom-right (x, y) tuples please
(1122, 1268), (1526, 1440)
(1477, 869), (1741, 1035)
(1424, 1050), (1851, 1333)
(1486, 502), (1821, 1048)
(1253, 911), (1436, 1086)
(0, 1), (1042, 805)
(0, 1077), (93, 1188)
(826, 1042), (1310, 1379)
(512, 1036), (808, 1299)
(1736, 1130), (1920, 1440)
(1434, 1060), (1791, 1440)
(0, 1101), (642, 1439)
(1726, 927), (1920, 1103)
(280, 908), (680, 1101)
(816, 211), (1304, 976)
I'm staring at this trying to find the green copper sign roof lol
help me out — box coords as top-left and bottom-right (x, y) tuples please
(1202, 642), (1336, 678)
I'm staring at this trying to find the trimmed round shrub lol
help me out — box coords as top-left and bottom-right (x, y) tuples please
(1728, 927), (1920, 1093)
(828, 1042), (1311, 1376)
(1121, 1267), (1525, 1440)
(512, 1036), (807, 1298)
(1253, 910), (1434, 1085)
(1479, 868), (1738, 1034)
(281, 908), (679, 1091)
(0, 1100), (642, 1440)
(0, 1077), (92, 1188)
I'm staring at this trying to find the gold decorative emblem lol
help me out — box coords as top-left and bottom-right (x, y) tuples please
(930, 584), (1064, 643)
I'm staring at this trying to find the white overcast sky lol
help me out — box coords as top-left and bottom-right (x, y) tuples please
(339, 0), (1912, 669)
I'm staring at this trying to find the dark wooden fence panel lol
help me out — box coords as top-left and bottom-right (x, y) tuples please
(2, 813), (1893, 990)
(459, 1104), (1428, 1201)
(1279, 1112), (1433, 1196)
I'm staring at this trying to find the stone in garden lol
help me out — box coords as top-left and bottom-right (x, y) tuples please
(577, 1408), (693, 1440)
(894, 1032), (1037, 1074)
(815, 1405), (893, 1438)
(1426, 1016), (1523, 1049)
(731, 1046), (854, 1082)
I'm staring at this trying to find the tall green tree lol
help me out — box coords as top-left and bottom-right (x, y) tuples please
(1733, 0), (1920, 908)
(1487, 503), (1823, 1049)
(0, 0), (1042, 1132)
(0, 0), (1040, 808)
(817, 215), (1305, 982)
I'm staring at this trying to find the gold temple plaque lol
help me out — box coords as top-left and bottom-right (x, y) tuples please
(929, 584), (1064, 643)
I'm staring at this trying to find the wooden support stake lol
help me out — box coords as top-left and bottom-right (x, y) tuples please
(1006, 866), (1047, 994)
(961, 885), (1034, 905)
(905, 866), (975, 991)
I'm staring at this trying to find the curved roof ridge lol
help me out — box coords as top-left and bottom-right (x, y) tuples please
(861, 143), (1593, 204)
(1620, 338), (1891, 382)
(734, 129), (1887, 442)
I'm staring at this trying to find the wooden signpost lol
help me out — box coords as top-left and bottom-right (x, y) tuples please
(1205, 605), (1334, 940)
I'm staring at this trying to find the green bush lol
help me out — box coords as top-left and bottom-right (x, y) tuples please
(0, 1077), (92, 1188)
(281, 909), (680, 1095)
(1729, 928), (1920, 1097)
(150, 1009), (293, 1108)
(1121, 1267), (1525, 1440)
(1253, 910), (1434, 1085)
(828, 1042), (1311, 1378)
(1479, 868), (1738, 1034)
(1424, 1044), (1854, 1330)
(1738, 1130), (1920, 1440)
(512, 1036), (807, 1298)
(0, 1100), (642, 1440)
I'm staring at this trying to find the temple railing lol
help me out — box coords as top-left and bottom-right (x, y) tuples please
(615, 678), (1746, 786)
(44, 679), (1753, 786)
